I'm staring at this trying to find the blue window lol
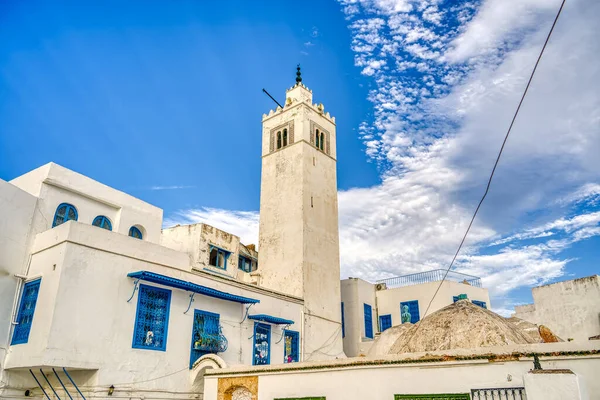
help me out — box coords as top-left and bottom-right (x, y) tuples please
(209, 245), (230, 270)
(364, 303), (373, 339)
(92, 216), (112, 230)
(52, 203), (77, 227)
(379, 314), (392, 332)
(238, 256), (254, 273)
(472, 300), (487, 309)
(341, 302), (345, 338)
(253, 323), (271, 365)
(11, 279), (41, 345)
(129, 226), (143, 239)
(284, 330), (299, 363)
(453, 294), (468, 303)
(132, 284), (171, 351)
(400, 300), (420, 324)
(190, 310), (221, 368)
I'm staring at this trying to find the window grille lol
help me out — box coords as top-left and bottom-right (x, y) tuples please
(11, 279), (41, 345)
(132, 285), (171, 351)
(92, 216), (112, 230)
(253, 323), (271, 365)
(52, 203), (77, 227)
(379, 314), (392, 332)
(284, 330), (299, 363)
(471, 387), (526, 400)
(129, 226), (143, 239)
(209, 246), (230, 270)
(364, 303), (373, 339)
(341, 302), (345, 338)
(190, 310), (227, 368)
(400, 300), (420, 324)
(472, 300), (487, 309)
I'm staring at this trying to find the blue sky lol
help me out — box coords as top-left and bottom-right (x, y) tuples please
(1, 0), (599, 314)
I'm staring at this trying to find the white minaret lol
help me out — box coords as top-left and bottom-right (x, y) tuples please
(258, 66), (344, 360)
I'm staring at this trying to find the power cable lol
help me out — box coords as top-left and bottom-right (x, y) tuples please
(402, 0), (567, 345)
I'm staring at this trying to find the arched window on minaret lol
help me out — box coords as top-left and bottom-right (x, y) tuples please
(320, 132), (325, 151)
(283, 129), (288, 147)
(277, 131), (282, 149)
(315, 129), (320, 149)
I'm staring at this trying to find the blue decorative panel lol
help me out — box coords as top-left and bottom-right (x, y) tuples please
(11, 279), (41, 345)
(132, 284), (171, 351)
(341, 302), (345, 338)
(52, 203), (77, 227)
(190, 310), (226, 368)
(129, 226), (143, 239)
(92, 216), (112, 230)
(284, 330), (300, 363)
(253, 323), (271, 365)
(379, 314), (392, 332)
(400, 300), (420, 324)
(364, 303), (373, 339)
(472, 300), (487, 309)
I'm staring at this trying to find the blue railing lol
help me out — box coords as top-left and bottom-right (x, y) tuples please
(377, 269), (482, 288)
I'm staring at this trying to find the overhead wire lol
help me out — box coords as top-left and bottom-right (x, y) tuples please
(401, 0), (567, 345)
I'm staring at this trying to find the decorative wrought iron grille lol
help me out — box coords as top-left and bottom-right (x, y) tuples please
(253, 323), (271, 365)
(400, 300), (420, 324)
(11, 279), (41, 345)
(284, 330), (299, 363)
(190, 310), (227, 368)
(378, 269), (482, 289)
(471, 387), (526, 400)
(132, 285), (171, 351)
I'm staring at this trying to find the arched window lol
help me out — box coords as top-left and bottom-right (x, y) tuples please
(277, 131), (282, 149)
(129, 226), (143, 239)
(315, 129), (320, 148)
(320, 132), (325, 151)
(92, 216), (112, 230)
(283, 129), (288, 146)
(52, 203), (78, 227)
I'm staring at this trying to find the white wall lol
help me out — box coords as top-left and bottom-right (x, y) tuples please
(514, 276), (600, 341)
(10, 162), (163, 243)
(2, 221), (304, 397)
(0, 180), (38, 369)
(341, 278), (377, 357)
(376, 280), (491, 327)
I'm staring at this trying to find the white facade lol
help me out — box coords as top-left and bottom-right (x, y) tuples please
(513, 275), (600, 341)
(341, 275), (491, 357)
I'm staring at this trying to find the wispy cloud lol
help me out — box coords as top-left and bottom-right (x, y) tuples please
(150, 185), (195, 191)
(310, 26), (320, 38)
(304, 41), (315, 47)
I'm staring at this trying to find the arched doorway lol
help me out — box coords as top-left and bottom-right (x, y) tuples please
(190, 354), (227, 395)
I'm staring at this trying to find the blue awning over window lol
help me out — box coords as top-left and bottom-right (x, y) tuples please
(127, 271), (260, 304)
(248, 314), (294, 325)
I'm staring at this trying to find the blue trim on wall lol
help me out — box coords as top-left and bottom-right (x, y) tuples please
(341, 302), (345, 338)
(400, 300), (420, 324)
(127, 271), (260, 304)
(248, 314), (294, 325)
(52, 203), (78, 227)
(11, 279), (41, 345)
(379, 314), (392, 332)
(253, 322), (271, 365)
(132, 284), (171, 351)
(364, 303), (373, 339)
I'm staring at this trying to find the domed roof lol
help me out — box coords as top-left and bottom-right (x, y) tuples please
(367, 324), (412, 357)
(372, 300), (550, 356)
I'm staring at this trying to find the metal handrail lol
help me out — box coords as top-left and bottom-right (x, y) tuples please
(376, 269), (482, 288)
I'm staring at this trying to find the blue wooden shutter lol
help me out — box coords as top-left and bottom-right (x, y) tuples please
(11, 279), (41, 345)
(379, 314), (392, 332)
(364, 304), (373, 339)
(341, 302), (345, 338)
(473, 300), (487, 309)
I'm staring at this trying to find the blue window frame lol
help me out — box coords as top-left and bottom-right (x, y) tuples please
(284, 330), (300, 363)
(472, 300), (487, 309)
(379, 314), (392, 332)
(52, 203), (78, 227)
(400, 300), (420, 324)
(92, 216), (112, 230)
(252, 322), (271, 365)
(209, 245), (230, 270)
(238, 256), (254, 273)
(11, 279), (41, 345)
(190, 310), (221, 368)
(129, 226), (143, 239)
(364, 303), (373, 339)
(132, 284), (171, 351)
(453, 294), (468, 303)
(341, 302), (345, 338)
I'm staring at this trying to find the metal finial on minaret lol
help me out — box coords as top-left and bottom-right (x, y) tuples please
(296, 64), (302, 84)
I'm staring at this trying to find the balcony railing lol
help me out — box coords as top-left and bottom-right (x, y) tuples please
(376, 269), (482, 289)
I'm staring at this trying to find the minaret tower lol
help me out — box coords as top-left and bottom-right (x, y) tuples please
(258, 66), (344, 360)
